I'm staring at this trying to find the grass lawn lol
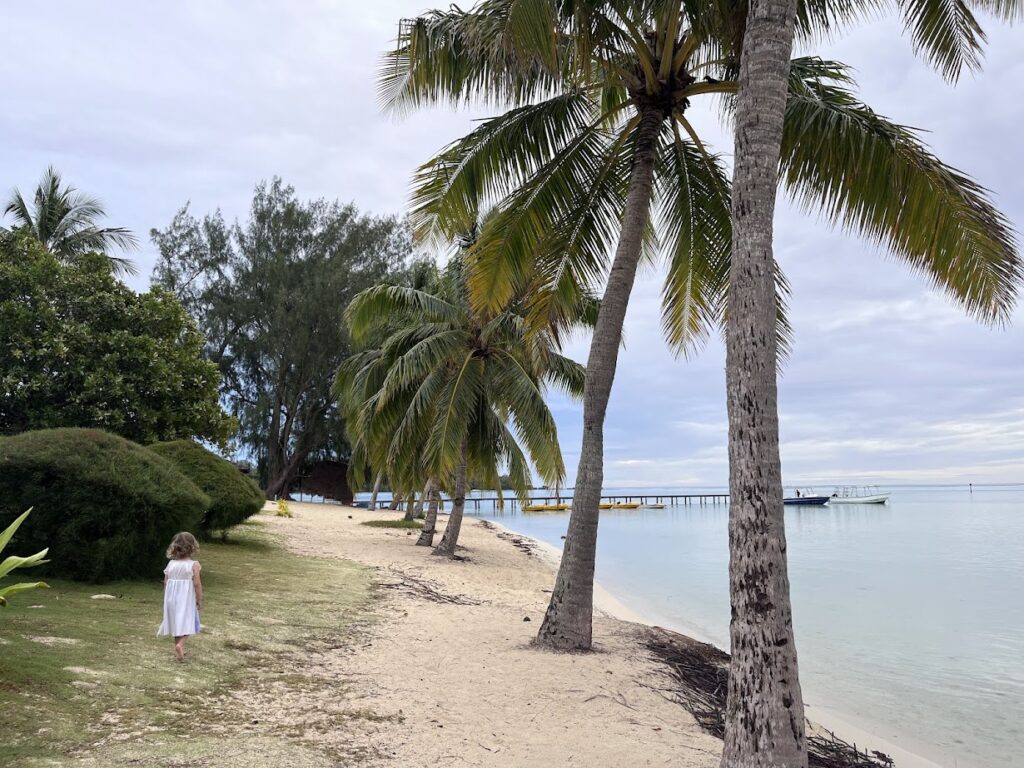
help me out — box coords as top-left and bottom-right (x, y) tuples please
(0, 515), (376, 767)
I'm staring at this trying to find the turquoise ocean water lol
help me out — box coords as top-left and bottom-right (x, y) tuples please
(449, 485), (1021, 768)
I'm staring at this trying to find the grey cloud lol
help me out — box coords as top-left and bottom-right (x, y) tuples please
(2, 3), (1021, 485)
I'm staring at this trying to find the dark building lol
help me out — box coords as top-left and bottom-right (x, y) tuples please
(293, 460), (352, 505)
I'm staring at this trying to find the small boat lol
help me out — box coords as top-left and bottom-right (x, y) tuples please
(829, 486), (890, 504)
(523, 503), (571, 512)
(783, 489), (830, 506)
(599, 502), (642, 510)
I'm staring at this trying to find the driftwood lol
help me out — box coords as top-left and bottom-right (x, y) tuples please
(644, 628), (895, 768)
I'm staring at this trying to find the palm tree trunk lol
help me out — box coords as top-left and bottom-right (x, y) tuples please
(403, 488), (422, 522)
(537, 107), (665, 651)
(416, 479), (441, 547)
(722, 0), (806, 765)
(412, 481), (431, 519)
(367, 472), (383, 511)
(389, 492), (403, 511)
(434, 448), (468, 557)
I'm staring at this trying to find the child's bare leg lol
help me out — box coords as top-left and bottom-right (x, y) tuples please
(174, 636), (185, 661)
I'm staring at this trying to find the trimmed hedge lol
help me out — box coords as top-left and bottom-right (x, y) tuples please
(148, 441), (265, 535)
(0, 429), (210, 582)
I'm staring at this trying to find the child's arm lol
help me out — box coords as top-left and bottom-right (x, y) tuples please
(192, 562), (203, 610)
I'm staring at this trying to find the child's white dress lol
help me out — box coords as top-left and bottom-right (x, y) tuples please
(157, 558), (201, 637)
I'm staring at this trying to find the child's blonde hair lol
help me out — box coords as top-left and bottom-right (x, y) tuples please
(167, 532), (199, 560)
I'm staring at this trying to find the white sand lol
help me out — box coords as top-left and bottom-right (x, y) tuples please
(266, 502), (942, 767)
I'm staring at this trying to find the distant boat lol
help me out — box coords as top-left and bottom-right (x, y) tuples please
(784, 489), (830, 506)
(829, 486), (890, 504)
(600, 502), (642, 510)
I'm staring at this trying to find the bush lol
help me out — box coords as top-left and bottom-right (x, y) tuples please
(0, 429), (210, 582)
(148, 441), (265, 536)
(274, 499), (293, 518)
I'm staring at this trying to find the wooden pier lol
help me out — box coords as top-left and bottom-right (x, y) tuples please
(460, 493), (729, 512)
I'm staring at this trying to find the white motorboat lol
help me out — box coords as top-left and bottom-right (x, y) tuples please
(829, 486), (890, 504)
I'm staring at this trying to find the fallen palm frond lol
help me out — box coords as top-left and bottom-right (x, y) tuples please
(644, 627), (895, 768)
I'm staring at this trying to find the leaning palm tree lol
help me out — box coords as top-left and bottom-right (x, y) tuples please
(338, 258), (587, 556)
(4, 166), (138, 276)
(381, 0), (1019, 667)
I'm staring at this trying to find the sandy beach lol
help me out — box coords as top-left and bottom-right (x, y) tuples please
(262, 502), (944, 768)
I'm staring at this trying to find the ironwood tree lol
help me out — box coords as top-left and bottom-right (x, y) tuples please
(151, 179), (413, 497)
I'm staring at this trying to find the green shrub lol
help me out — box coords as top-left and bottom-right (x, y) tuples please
(275, 499), (293, 518)
(148, 440), (265, 536)
(0, 429), (209, 582)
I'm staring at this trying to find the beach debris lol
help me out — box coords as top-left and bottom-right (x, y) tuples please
(478, 520), (536, 557)
(91, 593), (117, 600)
(380, 568), (481, 606)
(644, 627), (896, 768)
(523, 616), (531, 622)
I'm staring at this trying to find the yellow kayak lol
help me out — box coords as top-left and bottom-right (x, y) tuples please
(523, 502), (642, 512)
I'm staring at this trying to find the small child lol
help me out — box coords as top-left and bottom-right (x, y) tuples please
(157, 532), (203, 661)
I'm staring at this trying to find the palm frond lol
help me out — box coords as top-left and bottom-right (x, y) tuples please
(346, 285), (463, 343)
(409, 91), (600, 242)
(378, 2), (564, 115)
(658, 124), (732, 357)
(783, 57), (1021, 322)
(899, 0), (986, 82)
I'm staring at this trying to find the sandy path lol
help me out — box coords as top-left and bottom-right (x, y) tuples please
(266, 502), (722, 767)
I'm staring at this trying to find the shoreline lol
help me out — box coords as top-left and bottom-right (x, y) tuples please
(269, 501), (727, 766)
(480, 517), (948, 768)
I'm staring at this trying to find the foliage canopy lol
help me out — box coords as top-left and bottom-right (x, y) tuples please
(151, 179), (415, 498)
(0, 230), (234, 446)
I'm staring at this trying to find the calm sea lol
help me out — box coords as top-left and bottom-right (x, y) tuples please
(454, 485), (1023, 768)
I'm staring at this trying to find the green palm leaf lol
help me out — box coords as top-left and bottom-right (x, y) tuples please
(783, 57), (1021, 322)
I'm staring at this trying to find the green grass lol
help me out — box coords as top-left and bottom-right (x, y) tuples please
(0, 514), (375, 766)
(360, 519), (423, 529)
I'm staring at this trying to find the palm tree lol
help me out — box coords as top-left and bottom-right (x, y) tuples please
(4, 166), (138, 276)
(724, 1), (1021, 765)
(382, 0), (1019, 657)
(337, 258), (587, 556)
(416, 482), (443, 547)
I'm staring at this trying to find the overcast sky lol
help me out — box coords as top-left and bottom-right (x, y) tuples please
(2, 2), (1022, 487)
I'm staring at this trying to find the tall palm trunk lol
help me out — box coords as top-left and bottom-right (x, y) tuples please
(434, 447), (468, 557)
(537, 107), (665, 650)
(411, 480), (432, 519)
(416, 479), (441, 547)
(367, 472), (383, 511)
(722, 0), (806, 765)
(403, 490), (419, 522)
(389, 492), (403, 511)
